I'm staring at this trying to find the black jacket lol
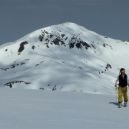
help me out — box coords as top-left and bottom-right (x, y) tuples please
(119, 74), (128, 87)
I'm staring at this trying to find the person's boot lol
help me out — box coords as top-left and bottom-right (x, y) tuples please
(124, 102), (127, 107)
(118, 102), (122, 108)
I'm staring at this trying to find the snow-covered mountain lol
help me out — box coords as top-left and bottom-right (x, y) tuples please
(0, 22), (129, 94)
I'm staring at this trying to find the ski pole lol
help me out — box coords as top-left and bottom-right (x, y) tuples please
(115, 86), (118, 102)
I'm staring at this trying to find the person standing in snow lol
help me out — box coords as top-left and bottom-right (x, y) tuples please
(115, 68), (129, 108)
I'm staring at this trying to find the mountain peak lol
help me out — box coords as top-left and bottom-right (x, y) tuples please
(18, 22), (109, 45)
(0, 22), (128, 94)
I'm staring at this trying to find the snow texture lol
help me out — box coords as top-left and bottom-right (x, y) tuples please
(0, 22), (129, 95)
(0, 88), (128, 129)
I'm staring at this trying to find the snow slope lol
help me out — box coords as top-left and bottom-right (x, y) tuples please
(0, 22), (129, 94)
(0, 88), (128, 129)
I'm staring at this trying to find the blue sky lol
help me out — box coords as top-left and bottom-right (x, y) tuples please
(0, 0), (129, 43)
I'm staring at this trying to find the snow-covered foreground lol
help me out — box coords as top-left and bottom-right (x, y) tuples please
(0, 88), (128, 129)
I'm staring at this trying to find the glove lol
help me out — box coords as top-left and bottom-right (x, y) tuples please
(115, 85), (118, 90)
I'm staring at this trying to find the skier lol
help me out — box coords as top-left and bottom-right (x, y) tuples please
(115, 68), (129, 108)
